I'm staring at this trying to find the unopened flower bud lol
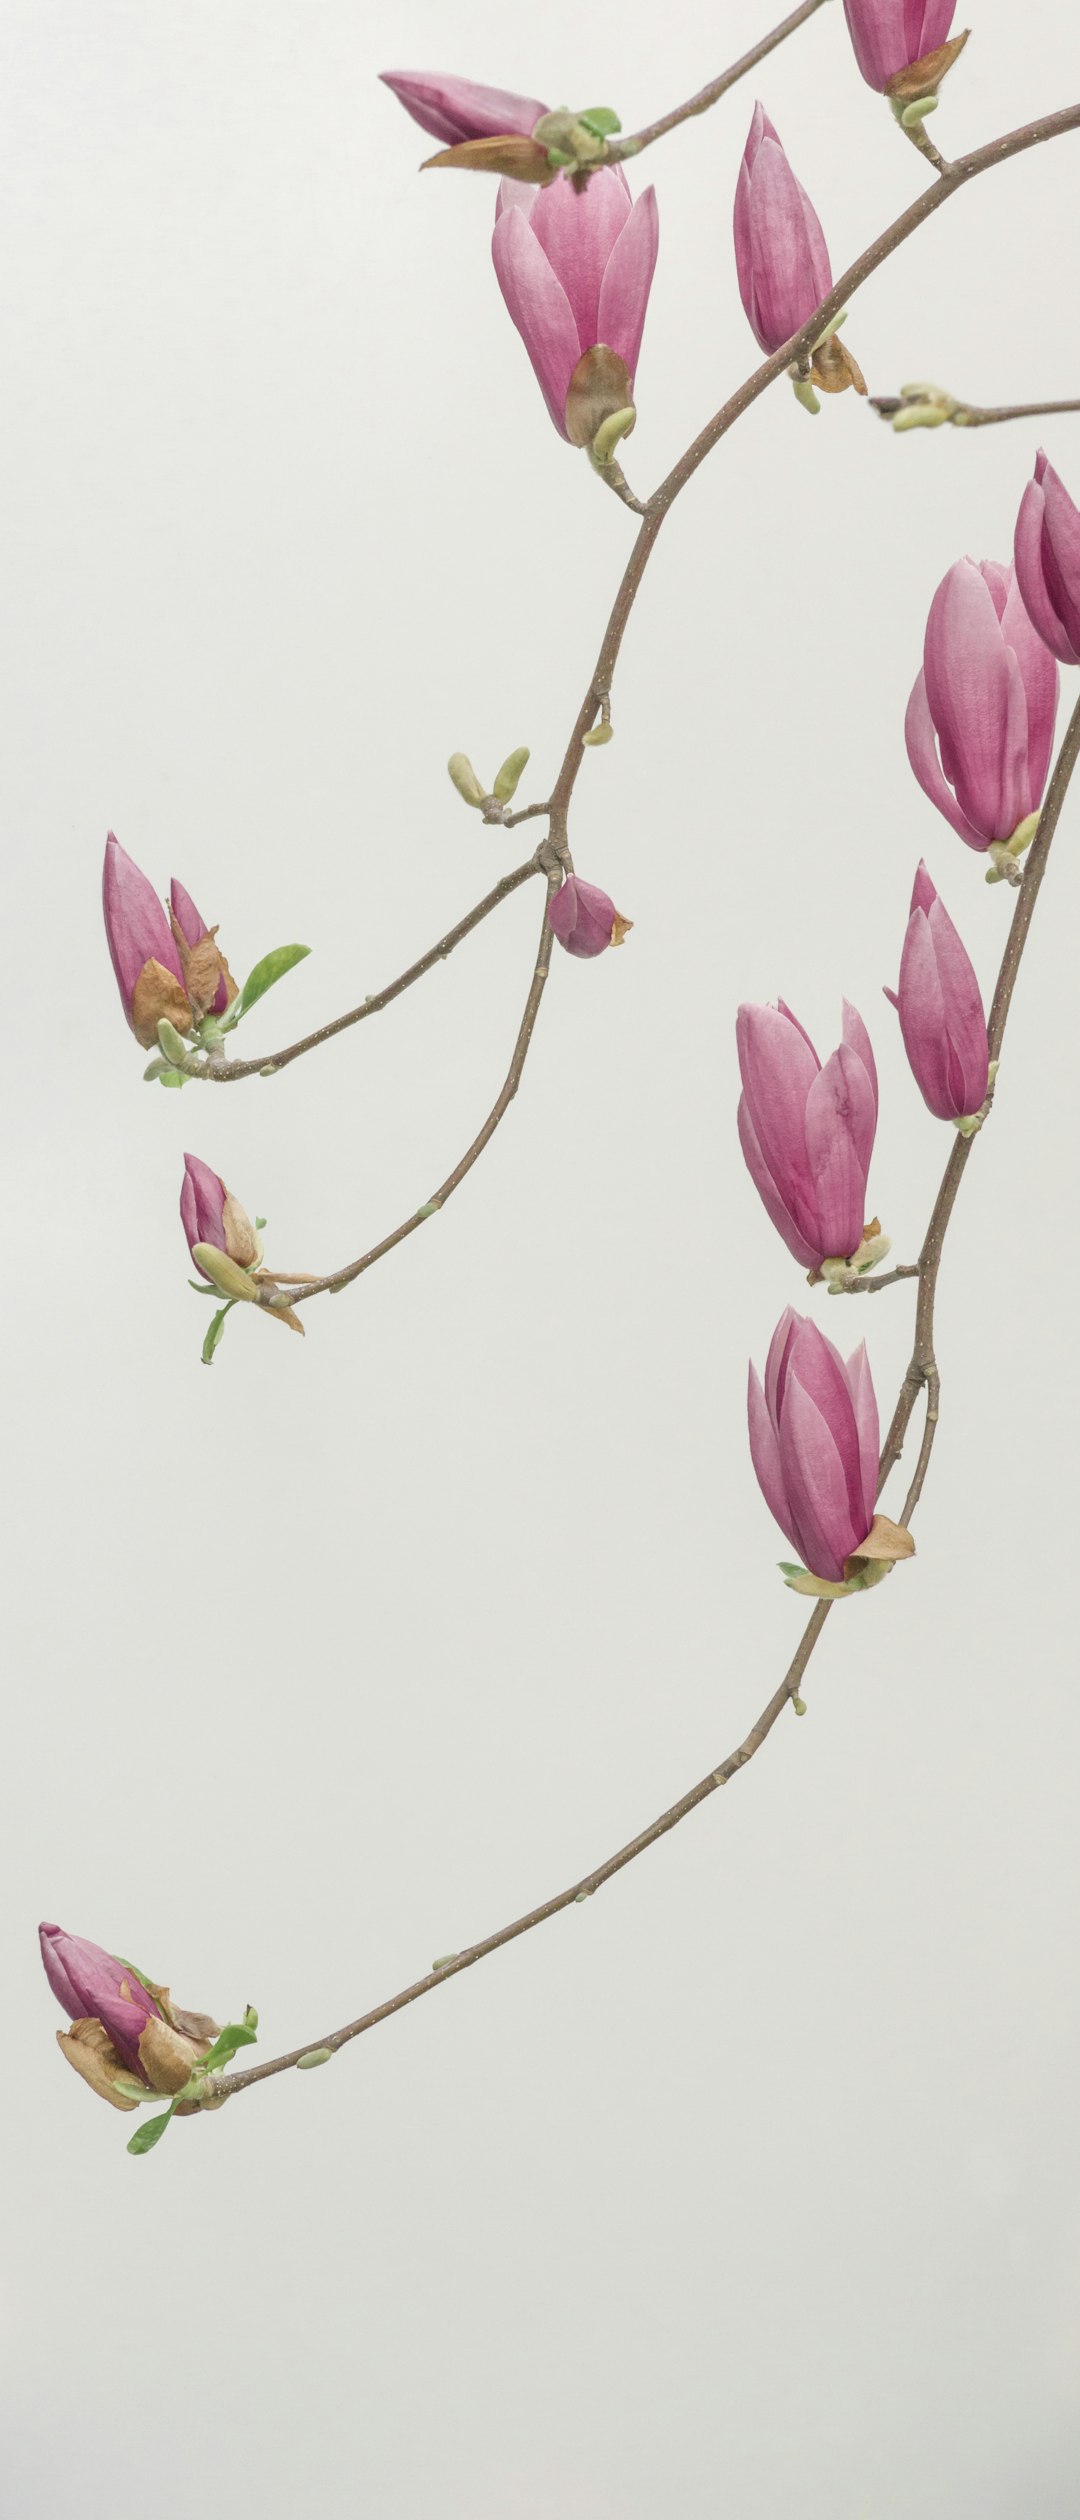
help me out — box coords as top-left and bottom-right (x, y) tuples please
(493, 166), (657, 442)
(1014, 450), (1080, 667)
(379, 69), (549, 149)
(737, 1000), (878, 1272)
(181, 1152), (261, 1272)
(547, 876), (632, 959)
(884, 862), (989, 1122)
(493, 746), (530, 803)
(39, 1921), (220, 2112)
(906, 558), (1058, 856)
(448, 753), (487, 808)
(749, 1311), (882, 1585)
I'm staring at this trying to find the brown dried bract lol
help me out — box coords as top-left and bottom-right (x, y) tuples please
(169, 913), (238, 1021)
(811, 336), (867, 398)
(886, 31), (969, 103)
(565, 346), (635, 448)
(421, 134), (556, 184)
(129, 956), (194, 1049)
(845, 1514), (916, 1576)
(56, 2017), (140, 2111)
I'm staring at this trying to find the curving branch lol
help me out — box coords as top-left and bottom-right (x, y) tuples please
(199, 857), (543, 1084)
(215, 687), (1080, 2107)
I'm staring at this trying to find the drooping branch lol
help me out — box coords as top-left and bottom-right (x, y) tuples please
(214, 688), (1080, 2106)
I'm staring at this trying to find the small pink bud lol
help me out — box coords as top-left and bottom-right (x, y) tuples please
(737, 1001), (878, 1271)
(884, 863), (989, 1122)
(733, 104), (832, 358)
(547, 876), (631, 959)
(181, 1153), (260, 1270)
(906, 557), (1059, 852)
(748, 1311), (879, 1584)
(39, 1922), (162, 2076)
(492, 166), (658, 442)
(40, 1922), (221, 2112)
(1014, 450), (1080, 668)
(379, 69), (548, 148)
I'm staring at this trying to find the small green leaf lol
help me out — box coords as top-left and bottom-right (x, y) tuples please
(127, 2104), (176, 2156)
(239, 944), (311, 1016)
(188, 1278), (218, 1295)
(255, 1217), (267, 1232)
(201, 1303), (234, 1367)
(579, 108), (621, 139)
(198, 2017), (258, 2074)
(159, 1068), (187, 1089)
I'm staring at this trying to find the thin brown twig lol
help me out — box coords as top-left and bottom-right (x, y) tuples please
(607, 0), (832, 162)
(200, 857), (542, 1085)
(272, 880), (559, 1307)
(872, 390), (1080, 429)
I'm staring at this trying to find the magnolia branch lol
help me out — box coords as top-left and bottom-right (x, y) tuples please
(201, 857), (542, 1084)
(215, 686), (1080, 2105)
(871, 388), (1080, 430)
(607, 0), (832, 163)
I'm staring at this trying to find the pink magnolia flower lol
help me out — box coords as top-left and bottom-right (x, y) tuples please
(884, 863), (989, 1121)
(841, 0), (957, 91)
(1014, 450), (1080, 668)
(379, 69), (548, 148)
(492, 165), (658, 441)
(181, 1153), (260, 1274)
(748, 1309), (879, 1583)
(733, 103), (831, 356)
(547, 876), (631, 959)
(40, 1922), (162, 2076)
(906, 558), (1059, 852)
(737, 1001), (878, 1270)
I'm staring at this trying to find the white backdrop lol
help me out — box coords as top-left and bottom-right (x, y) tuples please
(4, 4), (1080, 2514)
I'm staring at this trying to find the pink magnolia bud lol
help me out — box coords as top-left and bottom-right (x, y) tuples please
(492, 166), (658, 442)
(748, 1310), (879, 1583)
(181, 1153), (260, 1272)
(1014, 450), (1080, 668)
(733, 104), (831, 357)
(841, 0), (959, 92)
(737, 1001), (878, 1270)
(40, 1922), (162, 2076)
(379, 69), (548, 148)
(40, 1921), (222, 2113)
(884, 863), (989, 1122)
(547, 876), (631, 959)
(103, 832), (191, 1048)
(906, 558), (1059, 852)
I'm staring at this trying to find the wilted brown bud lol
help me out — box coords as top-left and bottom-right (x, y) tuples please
(421, 134), (555, 183)
(565, 346), (635, 450)
(886, 31), (969, 105)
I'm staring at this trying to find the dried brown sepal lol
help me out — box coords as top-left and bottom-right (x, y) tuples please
(165, 2001), (222, 2043)
(845, 1514), (916, 1576)
(421, 135), (556, 184)
(129, 957), (194, 1049)
(565, 346), (635, 449)
(886, 30), (969, 104)
(169, 914), (238, 1020)
(137, 2015), (212, 2096)
(56, 2019), (140, 2111)
(810, 335), (867, 398)
(610, 913), (634, 948)
(221, 1192), (260, 1269)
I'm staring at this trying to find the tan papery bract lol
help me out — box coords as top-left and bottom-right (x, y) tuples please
(137, 2015), (211, 2096)
(844, 1514), (916, 1575)
(169, 914), (238, 1021)
(887, 30), (969, 103)
(56, 2019), (140, 2111)
(421, 135), (555, 183)
(221, 1193), (260, 1269)
(129, 958), (194, 1049)
(810, 336), (867, 397)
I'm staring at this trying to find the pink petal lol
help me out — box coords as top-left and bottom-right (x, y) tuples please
(845, 1339), (880, 1531)
(528, 164), (631, 352)
(102, 833), (184, 1010)
(737, 1097), (819, 1269)
(748, 1363), (799, 1556)
(804, 1043), (876, 1259)
(904, 670), (986, 851)
(492, 205), (582, 437)
(379, 69), (547, 147)
(596, 186), (658, 385)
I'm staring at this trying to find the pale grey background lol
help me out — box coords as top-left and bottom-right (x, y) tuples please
(4, 3), (1080, 2514)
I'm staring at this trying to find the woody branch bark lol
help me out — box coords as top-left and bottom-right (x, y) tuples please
(214, 565), (1080, 2114)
